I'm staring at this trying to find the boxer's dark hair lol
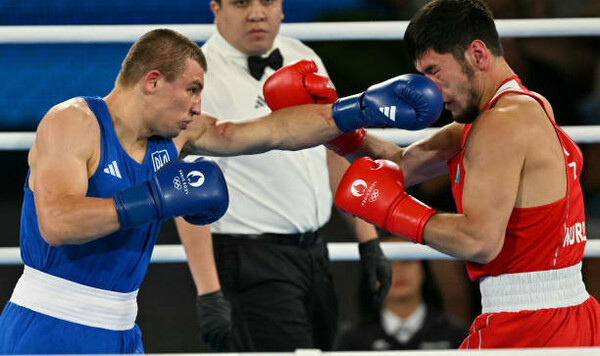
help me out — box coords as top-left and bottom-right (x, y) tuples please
(404, 0), (503, 64)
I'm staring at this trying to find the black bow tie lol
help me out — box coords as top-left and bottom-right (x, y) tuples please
(247, 48), (283, 81)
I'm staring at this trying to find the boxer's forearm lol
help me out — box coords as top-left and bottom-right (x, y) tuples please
(35, 196), (121, 246)
(264, 104), (342, 150)
(186, 104), (341, 156)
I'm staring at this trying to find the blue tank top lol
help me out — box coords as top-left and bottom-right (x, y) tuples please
(19, 96), (178, 292)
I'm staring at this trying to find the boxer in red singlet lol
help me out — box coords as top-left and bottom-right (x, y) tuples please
(332, 0), (600, 348)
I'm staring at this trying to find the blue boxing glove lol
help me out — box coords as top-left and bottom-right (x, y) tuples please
(113, 157), (229, 229)
(331, 74), (443, 133)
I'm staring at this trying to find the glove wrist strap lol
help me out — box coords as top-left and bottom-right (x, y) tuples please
(113, 182), (158, 230)
(325, 128), (367, 156)
(386, 195), (436, 244)
(332, 93), (364, 133)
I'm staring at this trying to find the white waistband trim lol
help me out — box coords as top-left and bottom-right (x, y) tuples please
(10, 265), (138, 331)
(480, 263), (589, 313)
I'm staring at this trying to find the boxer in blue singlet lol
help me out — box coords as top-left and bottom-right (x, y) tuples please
(0, 96), (179, 353)
(0, 29), (229, 354)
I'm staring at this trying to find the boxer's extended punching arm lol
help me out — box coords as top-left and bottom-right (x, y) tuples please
(177, 70), (444, 157)
(177, 103), (341, 156)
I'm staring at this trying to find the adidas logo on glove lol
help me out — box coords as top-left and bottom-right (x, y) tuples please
(379, 106), (396, 121)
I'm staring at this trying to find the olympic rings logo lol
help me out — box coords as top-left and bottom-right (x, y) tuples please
(368, 189), (379, 202)
(173, 176), (182, 190)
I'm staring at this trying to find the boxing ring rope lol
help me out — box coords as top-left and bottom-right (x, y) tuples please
(3, 126), (600, 151)
(1, 18), (599, 266)
(0, 18), (599, 43)
(0, 241), (599, 265)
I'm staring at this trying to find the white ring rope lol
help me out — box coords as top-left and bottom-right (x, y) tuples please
(2, 126), (600, 151)
(0, 241), (599, 265)
(368, 126), (600, 146)
(0, 18), (599, 44)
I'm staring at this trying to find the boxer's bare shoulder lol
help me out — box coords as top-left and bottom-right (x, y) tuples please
(29, 97), (100, 187)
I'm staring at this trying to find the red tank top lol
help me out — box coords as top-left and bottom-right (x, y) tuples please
(446, 76), (586, 281)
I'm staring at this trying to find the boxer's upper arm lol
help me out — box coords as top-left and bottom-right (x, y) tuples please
(459, 110), (525, 261)
(30, 101), (98, 240)
(421, 113), (525, 263)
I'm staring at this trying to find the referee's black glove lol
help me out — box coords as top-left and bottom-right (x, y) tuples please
(196, 290), (231, 351)
(359, 239), (392, 310)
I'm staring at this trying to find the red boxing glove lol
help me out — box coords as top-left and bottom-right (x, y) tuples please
(334, 157), (436, 244)
(263, 59), (364, 156)
(263, 59), (337, 111)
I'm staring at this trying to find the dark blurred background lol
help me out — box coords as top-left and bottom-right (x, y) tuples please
(0, 0), (599, 352)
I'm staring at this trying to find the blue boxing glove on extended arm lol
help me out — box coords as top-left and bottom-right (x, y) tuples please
(332, 74), (443, 133)
(113, 157), (229, 229)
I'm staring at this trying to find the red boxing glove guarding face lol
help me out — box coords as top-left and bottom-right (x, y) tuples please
(263, 59), (337, 111)
(263, 59), (364, 156)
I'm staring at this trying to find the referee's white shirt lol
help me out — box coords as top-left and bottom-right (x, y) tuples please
(192, 30), (333, 235)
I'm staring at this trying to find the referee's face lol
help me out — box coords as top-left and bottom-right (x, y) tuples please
(211, 0), (284, 56)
